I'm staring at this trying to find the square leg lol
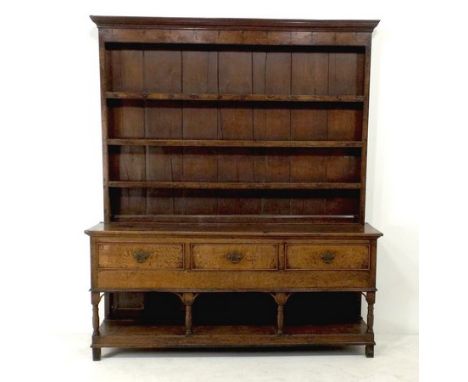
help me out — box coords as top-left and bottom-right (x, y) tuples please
(92, 347), (101, 361)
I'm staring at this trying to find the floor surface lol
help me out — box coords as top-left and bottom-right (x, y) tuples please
(8, 334), (418, 381)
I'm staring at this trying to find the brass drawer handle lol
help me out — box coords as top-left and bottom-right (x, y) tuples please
(321, 252), (336, 264)
(226, 251), (244, 264)
(133, 250), (150, 263)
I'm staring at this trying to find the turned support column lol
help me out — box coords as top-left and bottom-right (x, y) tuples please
(271, 293), (290, 335)
(365, 291), (376, 358)
(91, 292), (102, 361)
(178, 293), (198, 335)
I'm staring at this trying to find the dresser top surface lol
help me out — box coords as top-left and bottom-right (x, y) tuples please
(85, 222), (382, 238)
(90, 16), (379, 32)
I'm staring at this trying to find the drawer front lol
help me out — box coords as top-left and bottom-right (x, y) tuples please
(191, 244), (278, 271)
(98, 243), (184, 270)
(285, 244), (369, 270)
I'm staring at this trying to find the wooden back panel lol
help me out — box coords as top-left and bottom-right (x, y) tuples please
(91, 17), (379, 224)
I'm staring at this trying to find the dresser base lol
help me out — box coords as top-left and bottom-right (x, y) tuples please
(87, 222), (381, 361)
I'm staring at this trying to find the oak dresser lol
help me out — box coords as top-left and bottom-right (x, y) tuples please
(86, 16), (383, 361)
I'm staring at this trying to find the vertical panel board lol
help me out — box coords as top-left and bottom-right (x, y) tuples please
(290, 193), (326, 215)
(253, 154), (290, 182)
(144, 50), (182, 92)
(111, 146), (146, 215)
(256, 153), (291, 214)
(109, 49), (146, 214)
(252, 52), (267, 94)
(143, 50), (182, 212)
(145, 101), (182, 138)
(174, 192), (218, 215)
(145, 139), (182, 214)
(119, 189), (146, 215)
(261, 192), (291, 215)
(146, 148), (182, 181)
(253, 52), (291, 94)
(289, 153), (327, 182)
(290, 108), (328, 140)
(183, 105), (218, 139)
(218, 106), (253, 139)
(182, 149), (218, 182)
(291, 53), (328, 95)
(254, 107), (290, 140)
(217, 191), (261, 215)
(327, 154), (361, 182)
(217, 150), (256, 182)
(218, 51), (252, 93)
(252, 52), (291, 140)
(182, 51), (218, 93)
(325, 192), (360, 216)
(328, 53), (364, 95)
(109, 146), (145, 181)
(217, 151), (259, 214)
(218, 52), (253, 140)
(146, 190), (175, 215)
(110, 49), (144, 91)
(107, 47), (145, 216)
(328, 109), (363, 140)
(108, 100), (145, 138)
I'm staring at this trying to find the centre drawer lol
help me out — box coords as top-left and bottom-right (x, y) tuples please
(285, 243), (370, 270)
(191, 244), (279, 271)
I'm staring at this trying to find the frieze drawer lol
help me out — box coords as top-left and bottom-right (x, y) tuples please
(98, 243), (184, 270)
(191, 244), (279, 271)
(285, 244), (370, 270)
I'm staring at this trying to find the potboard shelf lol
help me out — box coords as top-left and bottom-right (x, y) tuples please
(93, 319), (372, 349)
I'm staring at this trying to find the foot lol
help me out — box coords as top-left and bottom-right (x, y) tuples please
(92, 348), (101, 361)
